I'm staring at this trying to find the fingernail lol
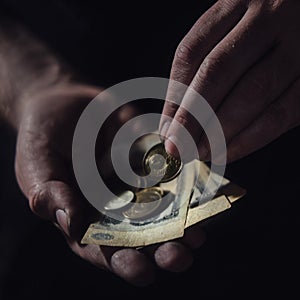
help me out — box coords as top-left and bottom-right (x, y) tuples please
(165, 135), (180, 159)
(56, 209), (70, 235)
(160, 121), (171, 140)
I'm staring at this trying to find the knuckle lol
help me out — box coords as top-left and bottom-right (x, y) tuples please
(28, 188), (40, 215)
(28, 185), (49, 218)
(263, 0), (284, 11)
(220, 0), (247, 12)
(195, 56), (220, 86)
(174, 40), (196, 67)
(248, 0), (285, 16)
(248, 0), (269, 10)
(163, 102), (180, 119)
(175, 110), (190, 127)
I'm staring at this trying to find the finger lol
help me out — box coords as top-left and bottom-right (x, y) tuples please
(111, 249), (155, 286)
(197, 43), (300, 160)
(154, 224), (206, 272)
(159, 0), (247, 135)
(15, 132), (91, 240)
(142, 224), (206, 272)
(179, 223), (207, 249)
(223, 78), (300, 163)
(165, 5), (278, 157)
(67, 242), (155, 286)
(153, 242), (194, 272)
(31, 180), (90, 241)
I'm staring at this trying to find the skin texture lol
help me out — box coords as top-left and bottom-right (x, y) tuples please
(160, 0), (300, 163)
(0, 20), (206, 286)
(13, 84), (206, 286)
(3, 0), (299, 287)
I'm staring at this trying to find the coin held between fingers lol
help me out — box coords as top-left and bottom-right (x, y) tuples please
(143, 143), (182, 183)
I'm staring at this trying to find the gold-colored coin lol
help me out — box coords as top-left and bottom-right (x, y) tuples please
(122, 187), (163, 220)
(144, 143), (182, 183)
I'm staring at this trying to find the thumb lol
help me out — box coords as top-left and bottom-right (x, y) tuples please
(27, 180), (92, 241)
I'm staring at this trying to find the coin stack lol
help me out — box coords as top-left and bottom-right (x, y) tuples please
(104, 134), (182, 220)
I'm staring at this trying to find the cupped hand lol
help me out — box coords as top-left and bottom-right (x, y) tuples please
(15, 83), (206, 286)
(160, 0), (300, 163)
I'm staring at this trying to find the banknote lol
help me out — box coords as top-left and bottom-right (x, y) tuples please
(81, 161), (246, 247)
(185, 162), (246, 228)
(81, 162), (196, 247)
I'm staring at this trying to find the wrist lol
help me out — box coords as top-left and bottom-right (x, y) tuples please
(0, 17), (81, 129)
(5, 71), (76, 130)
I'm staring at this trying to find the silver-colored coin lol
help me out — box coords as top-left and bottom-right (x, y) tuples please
(104, 190), (135, 211)
(122, 187), (163, 220)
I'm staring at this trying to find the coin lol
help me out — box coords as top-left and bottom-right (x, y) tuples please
(144, 143), (182, 183)
(122, 187), (163, 220)
(104, 190), (135, 211)
(146, 153), (168, 177)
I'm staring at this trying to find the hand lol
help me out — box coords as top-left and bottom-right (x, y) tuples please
(15, 83), (206, 286)
(160, 0), (300, 163)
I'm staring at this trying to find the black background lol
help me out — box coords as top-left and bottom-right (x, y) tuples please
(1, 0), (300, 298)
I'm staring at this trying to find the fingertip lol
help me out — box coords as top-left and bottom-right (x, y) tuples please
(55, 209), (70, 236)
(180, 224), (207, 249)
(111, 249), (155, 287)
(154, 242), (194, 273)
(164, 136), (180, 159)
(46, 181), (89, 241)
(160, 121), (171, 140)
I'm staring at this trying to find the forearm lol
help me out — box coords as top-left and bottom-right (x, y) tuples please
(0, 17), (74, 128)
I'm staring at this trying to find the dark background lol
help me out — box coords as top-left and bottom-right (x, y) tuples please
(1, 0), (300, 298)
